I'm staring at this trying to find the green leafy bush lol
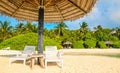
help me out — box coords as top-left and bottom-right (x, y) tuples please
(72, 40), (84, 48)
(0, 32), (62, 50)
(44, 37), (62, 50)
(0, 33), (38, 50)
(110, 36), (119, 41)
(84, 39), (96, 48)
(98, 41), (107, 48)
(113, 41), (120, 48)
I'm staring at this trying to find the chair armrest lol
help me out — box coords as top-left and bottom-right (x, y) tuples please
(16, 51), (22, 57)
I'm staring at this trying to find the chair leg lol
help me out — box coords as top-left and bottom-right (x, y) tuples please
(23, 59), (26, 65)
(45, 60), (47, 69)
(9, 59), (11, 67)
(9, 58), (14, 67)
(61, 60), (63, 68)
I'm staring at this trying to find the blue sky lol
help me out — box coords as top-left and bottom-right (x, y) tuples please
(0, 0), (120, 30)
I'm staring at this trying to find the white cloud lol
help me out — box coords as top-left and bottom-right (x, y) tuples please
(109, 0), (120, 24)
(85, 6), (101, 21)
(110, 10), (120, 24)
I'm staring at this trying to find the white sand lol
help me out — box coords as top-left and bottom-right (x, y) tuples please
(0, 49), (120, 73)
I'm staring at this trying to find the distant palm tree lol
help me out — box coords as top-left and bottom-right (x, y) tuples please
(78, 22), (89, 40)
(0, 21), (13, 41)
(32, 24), (38, 33)
(24, 22), (37, 33)
(44, 28), (49, 37)
(15, 22), (25, 34)
(55, 22), (68, 36)
(48, 29), (56, 39)
(80, 22), (88, 33)
(94, 25), (102, 31)
(94, 25), (104, 41)
(116, 27), (120, 40)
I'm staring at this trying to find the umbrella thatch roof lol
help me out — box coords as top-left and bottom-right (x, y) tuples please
(0, 0), (97, 22)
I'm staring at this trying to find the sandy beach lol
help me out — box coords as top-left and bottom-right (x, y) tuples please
(0, 49), (120, 73)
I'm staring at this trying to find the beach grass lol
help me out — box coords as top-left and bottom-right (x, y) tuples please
(77, 53), (120, 59)
(64, 52), (120, 58)
(95, 53), (120, 58)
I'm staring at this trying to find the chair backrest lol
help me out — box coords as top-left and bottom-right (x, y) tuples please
(45, 46), (58, 57)
(22, 46), (36, 54)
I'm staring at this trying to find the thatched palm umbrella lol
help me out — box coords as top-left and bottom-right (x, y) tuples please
(105, 41), (113, 48)
(63, 41), (72, 48)
(0, 0), (97, 53)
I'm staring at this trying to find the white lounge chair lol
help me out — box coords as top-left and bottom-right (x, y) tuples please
(44, 46), (63, 69)
(9, 46), (36, 66)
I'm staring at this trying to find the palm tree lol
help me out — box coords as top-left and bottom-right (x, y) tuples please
(15, 22), (25, 34)
(80, 22), (88, 29)
(24, 22), (37, 33)
(0, 21), (13, 41)
(78, 22), (89, 40)
(116, 27), (120, 40)
(55, 22), (68, 36)
(32, 24), (38, 33)
(44, 28), (49, 37)
(94, 25), (102, 31)
(93, 25), (109, 41)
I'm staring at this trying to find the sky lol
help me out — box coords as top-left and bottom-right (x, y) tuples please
(0, 0), (120, 30)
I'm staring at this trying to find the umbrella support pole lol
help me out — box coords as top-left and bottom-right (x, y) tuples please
(38, 7), (44, 54)
(38, 7), (44, 64)
(38, 7), (44, 53)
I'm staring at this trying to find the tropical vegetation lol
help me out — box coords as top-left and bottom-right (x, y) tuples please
(0, 20), (120, 50)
